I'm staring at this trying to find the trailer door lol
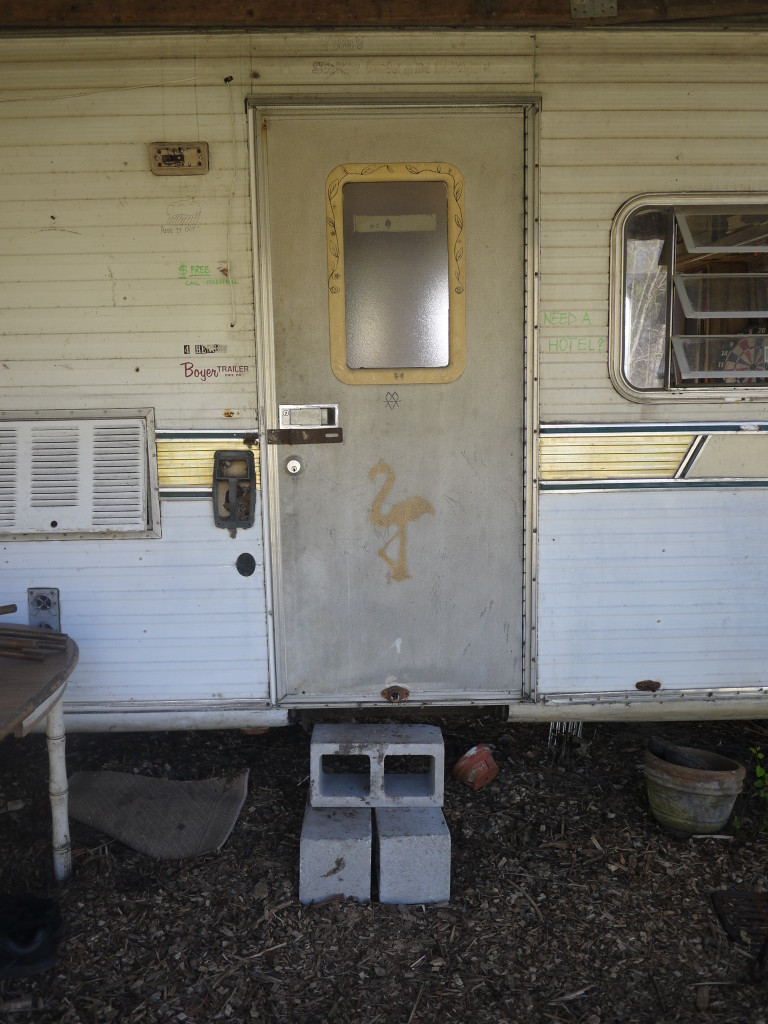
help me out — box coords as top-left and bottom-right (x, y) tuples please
(253, 104), (526, 704)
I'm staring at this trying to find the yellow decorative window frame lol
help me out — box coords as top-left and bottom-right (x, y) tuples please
(326, 162), (466, 385)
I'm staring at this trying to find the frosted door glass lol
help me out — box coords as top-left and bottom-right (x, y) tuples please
(342, 181), (450, 368)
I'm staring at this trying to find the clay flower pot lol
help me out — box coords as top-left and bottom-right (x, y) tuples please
(452, 744), (498, 791)
(644, 737), (745, 835)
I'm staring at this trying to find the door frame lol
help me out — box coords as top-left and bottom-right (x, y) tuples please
(248, 98), (540, 709)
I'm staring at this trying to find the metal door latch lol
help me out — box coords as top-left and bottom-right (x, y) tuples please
(268, 404), (343, 445)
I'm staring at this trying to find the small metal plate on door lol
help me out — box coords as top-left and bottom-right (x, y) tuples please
(269, 404), (342, 444)
(279, 404), (338, 429)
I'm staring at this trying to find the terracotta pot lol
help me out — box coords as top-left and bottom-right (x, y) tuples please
(452, 744), (498, 791)
(644, 738), (745, 835)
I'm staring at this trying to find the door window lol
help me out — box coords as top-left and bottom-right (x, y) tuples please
(326, 162), (466, 384)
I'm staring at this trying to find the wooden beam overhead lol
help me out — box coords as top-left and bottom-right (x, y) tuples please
(3, 0), (768, 32)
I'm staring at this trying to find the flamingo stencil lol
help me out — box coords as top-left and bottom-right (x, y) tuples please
(369, 461), (435, 582)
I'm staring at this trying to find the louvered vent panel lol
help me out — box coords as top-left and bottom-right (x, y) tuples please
(0, 417), (151, 536)
(0, 428), (17, 529)
(92, 424), (145, 528)
(31, 427), (79, 508)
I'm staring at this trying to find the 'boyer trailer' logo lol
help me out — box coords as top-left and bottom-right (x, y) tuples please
(180, 362), (249, 380)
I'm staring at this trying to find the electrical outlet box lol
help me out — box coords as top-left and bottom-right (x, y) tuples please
(149, 142), (209, 176)
(28, 588), (61, 631)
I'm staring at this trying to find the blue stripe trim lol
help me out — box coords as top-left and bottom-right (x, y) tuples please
(159, 488), (210, 500)
(540, 422), (768, 435)
(540, 479), (768, 492)
(156, 430), (257, 440)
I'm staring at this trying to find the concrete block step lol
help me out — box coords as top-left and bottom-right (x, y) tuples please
(375, 807), (451, 905)
(299, 802), (372, 905)
(299, 802), (452, 906)
(309, 723), (444, 808)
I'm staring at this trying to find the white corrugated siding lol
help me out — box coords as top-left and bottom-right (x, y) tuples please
(534, 31), (768, 703)
(0, 501), (269, 708)
(0, 34), (255, 425)
(0, 35), (270, 724)
(537, 488), (768, 694)
(535, 30), (768, 423)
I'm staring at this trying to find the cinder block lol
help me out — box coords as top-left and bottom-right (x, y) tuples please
(309, 723), (444, 808)
(375, 807), (451, 905)
(299, 802), (372, 905)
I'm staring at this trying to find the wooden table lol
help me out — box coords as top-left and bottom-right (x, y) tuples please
(0, 626), (79, 882)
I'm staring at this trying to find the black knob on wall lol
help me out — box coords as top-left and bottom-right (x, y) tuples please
(236, 553), (256, 577)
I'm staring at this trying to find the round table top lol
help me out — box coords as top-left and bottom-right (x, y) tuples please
(0, 626), (79, 740)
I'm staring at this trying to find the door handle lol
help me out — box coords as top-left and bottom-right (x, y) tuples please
(267, 404), (343, 445)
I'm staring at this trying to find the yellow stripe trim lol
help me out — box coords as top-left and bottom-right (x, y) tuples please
(539, 434), (695, 481)
(159, 435), (692, 487)
(157, 440), (261, 490)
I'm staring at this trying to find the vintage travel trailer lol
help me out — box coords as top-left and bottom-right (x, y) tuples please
(2, 23), (768, 731)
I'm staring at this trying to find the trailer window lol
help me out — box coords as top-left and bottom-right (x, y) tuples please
(615, 200), (768, 396)
(326, 162), (466, 385)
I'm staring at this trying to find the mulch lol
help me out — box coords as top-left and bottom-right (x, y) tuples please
(1, 714), (767, 1023)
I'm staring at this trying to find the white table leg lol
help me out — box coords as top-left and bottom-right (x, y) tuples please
(46, 699), (71, 882)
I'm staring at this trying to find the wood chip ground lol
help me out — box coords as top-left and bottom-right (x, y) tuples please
(1, 716), (767, 1023)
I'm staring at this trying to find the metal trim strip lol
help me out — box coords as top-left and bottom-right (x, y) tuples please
(540, 422), (768, 434)
(541, 478), (768, 492)
(156, 429), (253, 440)
(538, 687), (767, 704)
(675, 434), (709, 478)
